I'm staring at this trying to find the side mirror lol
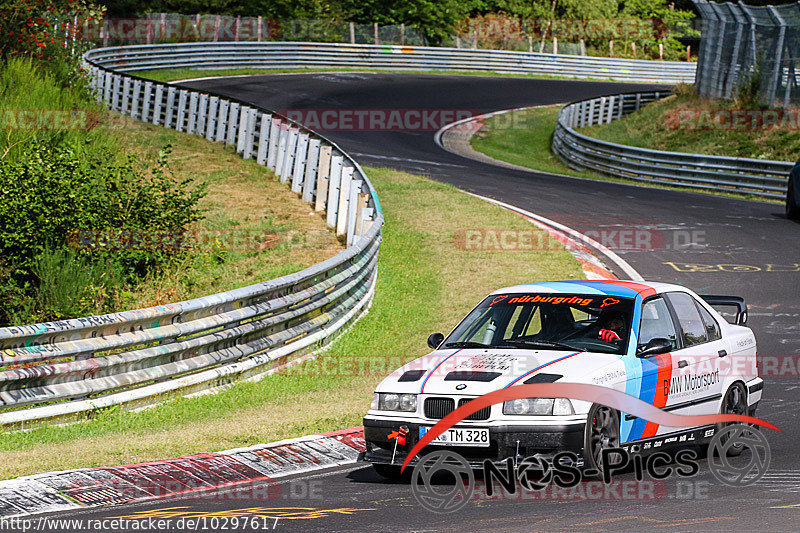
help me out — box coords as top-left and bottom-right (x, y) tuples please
(637, 337), (672, 357)
(427, 332), (445, 350)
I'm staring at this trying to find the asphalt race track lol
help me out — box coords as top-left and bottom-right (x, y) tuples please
(48, 73), (800, 532)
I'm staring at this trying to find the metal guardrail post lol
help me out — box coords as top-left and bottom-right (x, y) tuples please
(176, 89), (188, 132)
(215, 99), (228, 142)
(326, 154), (343, 227)
(142, 81), (153, 122)
(256, 112), (271, 165)
(226, 102), (240, 147)
(187, 92), (199, 134)
(346, 180), (363, 246)
(274, 124), (288, 174)
(243, 108), (257, 159)
(302, 139), (321, 203)
(205, 96), (218, 140)
(111, 75), (121, 110)
(336, 165), (354, 237)
(164, 86), (176, 128)
(131, 79), (142, 119)
(266, 117), (281, 169)
(196, 93), (207, 134)
(152, 84), (164, 125)
(315, 145), (332, 212)
(236, 105), (250, 154)
(121, 77), (131, 114)
(292, 133), (310, 193)
(280, 128), (299, 183)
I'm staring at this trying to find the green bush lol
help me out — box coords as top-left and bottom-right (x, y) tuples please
(0, 141), (205, 271)
(0, 59), (206, 325)
(32, 247), (127, 321)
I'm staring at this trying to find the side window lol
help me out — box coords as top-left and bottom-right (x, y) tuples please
(639, 298), (679, 350)
(667, 292), (709, 347)
(695, 301), (722, 342)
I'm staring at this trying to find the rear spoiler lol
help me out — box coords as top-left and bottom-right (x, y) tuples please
(700, 295), (748, 325)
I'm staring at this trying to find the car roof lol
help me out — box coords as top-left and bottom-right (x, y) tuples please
(489, 280), (687, 299)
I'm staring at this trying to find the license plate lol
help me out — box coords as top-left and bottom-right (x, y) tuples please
(419, 426), (490, 447)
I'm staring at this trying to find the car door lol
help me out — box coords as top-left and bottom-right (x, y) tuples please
(663, 291), (726, 416)
(626, 295), (683, 441)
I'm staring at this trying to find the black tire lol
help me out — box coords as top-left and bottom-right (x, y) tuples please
(583, 404), (622, 473)
(787, 179), (800, 220)
(718, 383), (748, 457)
(372, 463), (412, 481)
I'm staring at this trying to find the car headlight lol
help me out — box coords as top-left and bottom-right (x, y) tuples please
(503, 397), (574, 416)
(373, 393), (417, 412)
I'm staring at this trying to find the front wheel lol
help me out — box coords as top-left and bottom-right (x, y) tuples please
(583, 404), (621, 473)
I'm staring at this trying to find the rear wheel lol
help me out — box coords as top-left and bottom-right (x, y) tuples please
(583, 404), (621, 473)
(787, 180), (800, 220)
(718, 383), (748, 457)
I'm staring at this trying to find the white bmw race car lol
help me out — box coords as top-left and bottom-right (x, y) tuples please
(363, 280), (763, 478)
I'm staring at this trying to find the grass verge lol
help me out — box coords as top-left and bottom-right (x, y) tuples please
(580, 90), (800, 162)
(0, 165), (583, 480)
(469, 105), (783, 203)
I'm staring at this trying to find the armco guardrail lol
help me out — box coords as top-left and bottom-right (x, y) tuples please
(84, 41), (696, 83)
(0, 45), (384, 429)
(552, 92), (792, 199)
(0, 43), (699, 428)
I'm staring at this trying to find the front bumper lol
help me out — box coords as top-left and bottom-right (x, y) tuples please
(363, 417), (585, 467)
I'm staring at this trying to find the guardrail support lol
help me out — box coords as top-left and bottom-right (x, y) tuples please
(187, 92), (199, 134)
(279, 128), (299, 182)
(215, 99), (229, 142)
(291, 133), (310, 193)
(316, 145), (332, 212)
(206, 96), (219, 140)
(336, 165), (354, 237)
(266, 118), (281, 169)
(176, 89), (188, 132)
(152, 84), (164, 125)
(164, 86), (176, 128)
(326, 155), (344, 228)
(256, 113), (272, 165)
(226, 102), (240, 147)
(302, 139), (321, 203)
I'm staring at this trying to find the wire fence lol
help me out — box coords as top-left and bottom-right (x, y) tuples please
(58, 13), (693, 59)
(694, 0), (800, 107)
(64, 14), (427, 46)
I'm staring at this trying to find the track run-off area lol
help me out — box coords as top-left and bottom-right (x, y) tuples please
(42, 72), (800, 532)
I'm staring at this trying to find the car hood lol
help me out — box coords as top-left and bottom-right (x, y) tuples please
(376, 348), (620, 396)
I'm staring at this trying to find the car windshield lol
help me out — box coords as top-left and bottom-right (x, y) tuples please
(443, 293), (635, 355)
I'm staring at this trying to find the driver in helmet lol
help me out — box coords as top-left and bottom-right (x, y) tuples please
(597, 310), (626, 343)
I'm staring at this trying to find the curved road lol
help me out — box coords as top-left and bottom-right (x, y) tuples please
(67, 73), (800, 531)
